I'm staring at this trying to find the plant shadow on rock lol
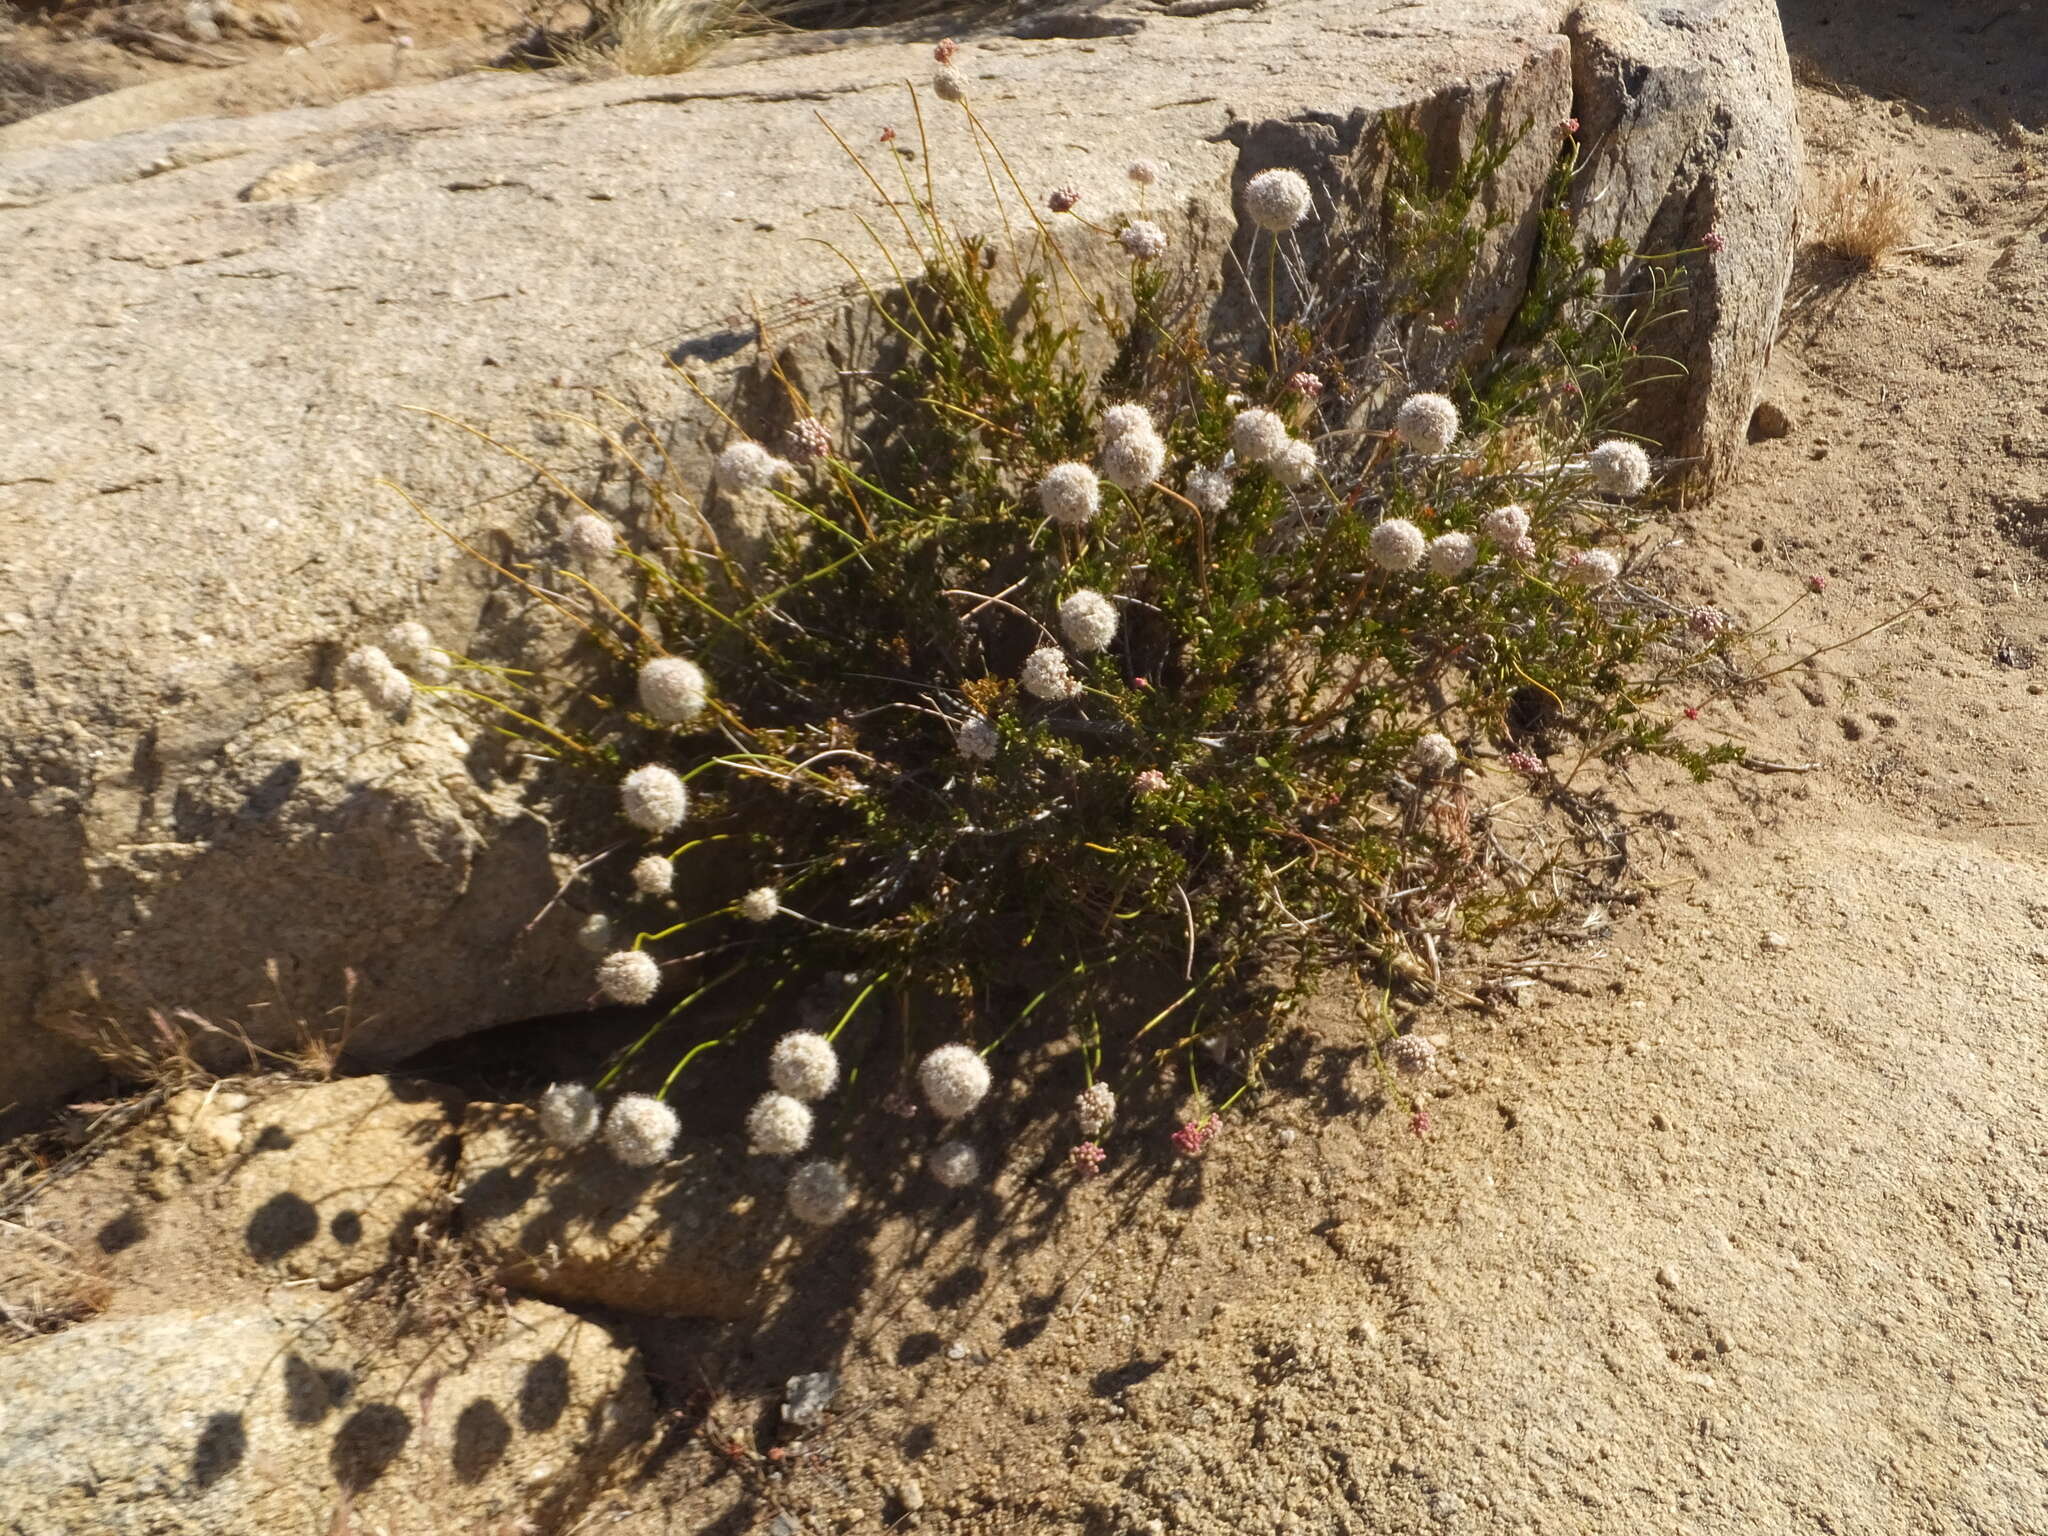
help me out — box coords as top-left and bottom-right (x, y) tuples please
(331, 1401), (413, 1492)
(190, 1411), (247, 1490)
(559, 1003), (1408, 1532)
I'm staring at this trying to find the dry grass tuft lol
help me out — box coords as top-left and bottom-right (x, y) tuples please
(1812, 163), (1916, 268)
(0, 25), (114, 128)
(564, 0), (751, 75)
(0, 1218), (114, 1341)
(51, 960), (369, 1093)
(539, 0), (968, 77)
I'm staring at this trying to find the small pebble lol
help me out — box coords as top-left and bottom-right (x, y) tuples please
(1760, 931), (1791, 951)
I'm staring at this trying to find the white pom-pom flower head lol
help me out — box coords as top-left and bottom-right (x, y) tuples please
(603, 1093), (678, 1167)
(1119, 220), (1167, 261)
(1020, 647), (1080, 702)
(1393, 393), (1459, 453)
(1482, 503), (1531, 546)
(716, 440), (792, 493)
(638, 657), (709, 726)
(1100, 428), (1166, 493)
(566, 513), (615, 564)
(954, 716), (999, 762)
(1098, 403), (1156, 444)
(787, 1160), (855, 1225)
(631, 855), (674, 899)
(769, 1031), (840, 1102)
(597, 948), (661, 1005)
(1565, 548), (1622, 589)
(1411, 732), (1458, 776)
(384, 621), (447, 683)
(919, 1043), (992, 1119)
(746, 1092), (813, 1157)
(1369, 519), (1427, 573)
(927, 1140), (981, 1188)
(1229, 407), (1289, 466)
(621, 764), (688, 833)
(738, 886), (780, 923)
(1059, 589), (1120, 655)
(1271, 438), (1318, 489)
(536, 1082), (600, 1149)
(1587, 438), (1652, 498)
(1427, 531), (1477, 577)
(1244, 167), (1313, 231)
(1075, 1082), (1116, 1138)
(1038, 462), (1101, 528)
(1185, 466), (1232, 515)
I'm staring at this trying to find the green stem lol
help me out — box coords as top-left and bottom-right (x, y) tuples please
(596, 963), (744, 1090)
(826, 972), (890, 1044)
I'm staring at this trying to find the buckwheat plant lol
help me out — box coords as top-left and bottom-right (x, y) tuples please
(431, 88), (1740, 1183)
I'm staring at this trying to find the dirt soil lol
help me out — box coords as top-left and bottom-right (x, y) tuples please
(8, 3), (2048, 1535)
(576, 8), (2048, 1534)
(0, 0), (531, 138)
(0, 0), (970, 138)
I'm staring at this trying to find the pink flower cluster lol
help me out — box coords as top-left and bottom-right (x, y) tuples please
(1171, 1117), (1222, 1158)
(1069, 1141), (1106, 1177)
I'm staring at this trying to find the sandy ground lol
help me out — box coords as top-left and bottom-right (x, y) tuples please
(0, 0), (531, 140)
(583, 7), (2048, 1533)
(7, 3), (2048, 1534)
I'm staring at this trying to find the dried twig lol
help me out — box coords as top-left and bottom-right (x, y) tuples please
(522, 841), (626, 936)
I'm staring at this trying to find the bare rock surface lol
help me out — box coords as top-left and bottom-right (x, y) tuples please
(0, 1292), (651, 1536)
(458, 1101), (791, 1320)
(0, 0), (1798, 1108)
